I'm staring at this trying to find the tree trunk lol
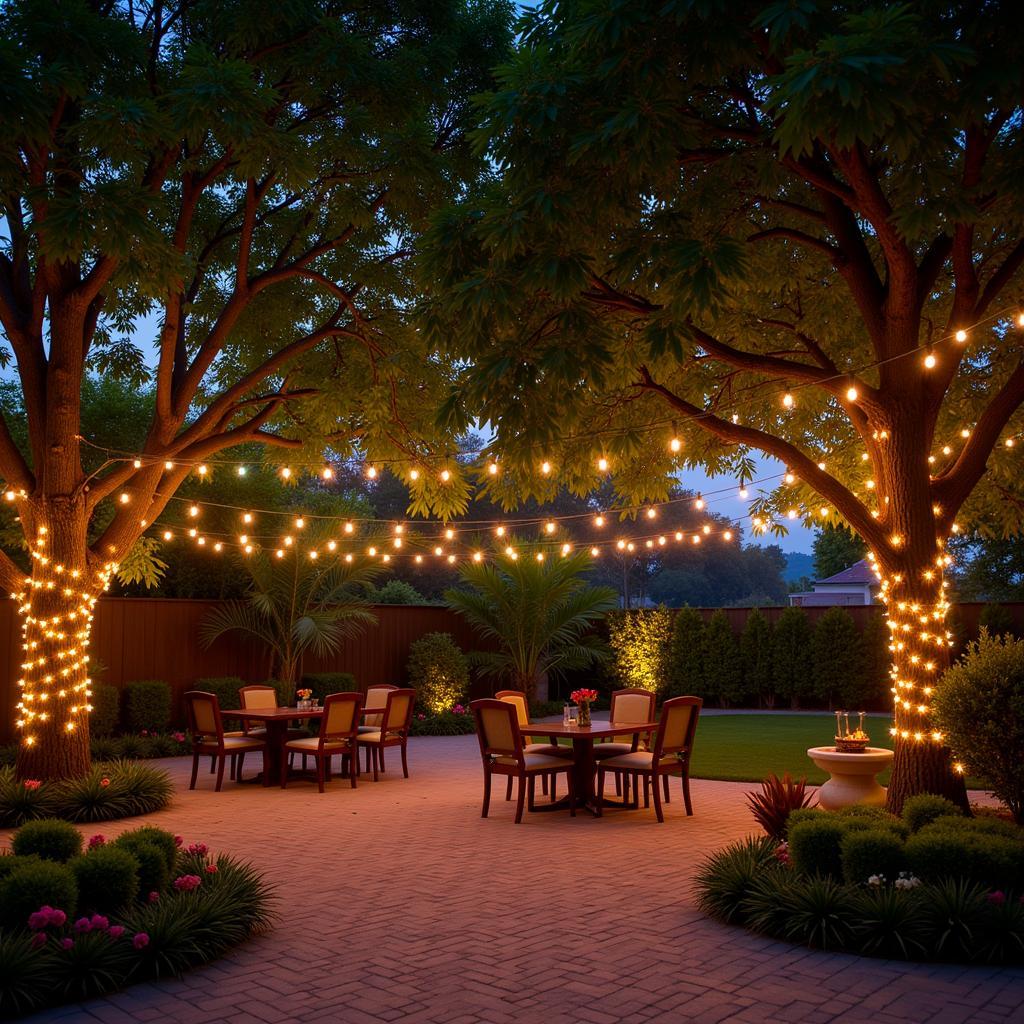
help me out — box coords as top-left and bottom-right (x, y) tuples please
(14, 503), (104, 781)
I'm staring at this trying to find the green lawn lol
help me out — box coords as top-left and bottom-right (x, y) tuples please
(688, 714), (985, 790)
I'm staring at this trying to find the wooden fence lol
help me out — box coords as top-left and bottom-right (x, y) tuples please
(0, 598), (1016, 743)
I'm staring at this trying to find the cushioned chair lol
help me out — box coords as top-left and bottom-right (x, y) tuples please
(240, 684), (309, 770)
(185, 690), (267, 792)
(281, 692), (362, 792)
(495, 689), (568, 800)
(356, 688), (415, 781)
(471, 699), (576, 824)
(595, 696), (701, 822)
(593, 687), (659, 801)
(358, 684), (398, 733)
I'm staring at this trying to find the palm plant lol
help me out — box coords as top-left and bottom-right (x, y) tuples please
(445, 543), (618, 701)
(200, 536), (380, 689)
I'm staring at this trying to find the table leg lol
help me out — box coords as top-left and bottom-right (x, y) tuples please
(261, 720), (287, 787)
(572, 737), (601, 816)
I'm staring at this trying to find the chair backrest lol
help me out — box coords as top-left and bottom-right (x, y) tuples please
(185, 691), (222, 741)
(495, 690), (530, 729)
(471, 699), (522, 761)
(364, 684), (398, 727)
(652, 696), (702, 760)
(320, 692), (363, 742)
(609, 687), (656, 746)
(239, 685), (278, 710)
(382, 688), (415, 734)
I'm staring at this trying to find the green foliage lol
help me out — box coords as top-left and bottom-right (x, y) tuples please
(90, 684), (120, 738)
(902, 795), (964, 832)
(370, 580), (428, 605)
(744, 872), (853, 950)
(841, 830), (906, 886)
(905, 826), (1024, 890)
(0, 859), (77, 928)
(702, 610), (744, 706)
(813, 527), (868, 581)
(201, 539), (379, 688)
(850, 886), (930, 960)
(694, 836), (780, 925)
(854, 612), (891, 709)
(920, 879), (989, 961)
(0, 931), (52, 1017)
(979, 604), (1017, 637)
(409, 709), (476, 736)
(71, 847), (140, 914)
(607, 607), (673, 695)
(114, 827), (178, 877)
(788, 817), (847, 878)
(406, 633), (469, 713)
(667, 606), (705, 698)
(195, 677), (246, 712)
(112, 830), (174, 899)
(811, 607), (862, 709)
(746, 773), (815, 840)
(11, 819), (83, 863)
(299, 673), (357, 703)
(446, 545), (616, 700)
(934, 631), (1024, 822)
(124, 680), (172, 734)
(739, 609), (773, 706)
(771, 607), (814, 709)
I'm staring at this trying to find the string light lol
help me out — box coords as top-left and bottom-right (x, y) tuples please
(669, 437), (682, 453)
(782, 393), (794, 408)
(955, 329), (968, 342)
(846, 387), (858, 401)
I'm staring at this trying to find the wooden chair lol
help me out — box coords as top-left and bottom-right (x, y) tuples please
(358, 684), (398, 733)
(281, 692), (363, 793)
(240, 684), (310, 770)
(593, 688), (660, 800)
(185, 690), (267, 792)
(595, 696), (701, 822)
(495, 689), (568, 800)
(356, 688), (415, 781)
(471, 699), (576, 824)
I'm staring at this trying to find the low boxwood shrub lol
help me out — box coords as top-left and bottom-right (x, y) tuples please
(112, 830), (174, 898)
(841, 829), (906, 886)
(11, 820), (83, 863)
(788, 817), (847, 878)
(409, 707), (474, 736)
(0, 854), (40, 881)
(194, 676), (246, 712)
(300, 672), (357, 703)
(71, 846), (140, 914)
(902, 794), (963, 832)
(0, 859), (78, 928)
(90, 683), (121, 738)
(406, 633), (469, 713)
(906, 828), (1024, 890)
(124, 680), (171, 734)
(115, 827), (177, 875)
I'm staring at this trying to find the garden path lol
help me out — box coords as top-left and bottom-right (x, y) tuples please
(6, 735), (1023, 1024)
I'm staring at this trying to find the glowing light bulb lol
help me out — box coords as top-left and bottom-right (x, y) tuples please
(473, 551), (483, 562)
(295, 517), (305, 529)
(133, 458), (142, 469)
(669, 437), (682, 453)
(410, 469), (420, 481)
(923, 352), (936, 369)
(189, 505), (199, 518)
(646, 507), (656, 519)
(846, 387), (858, 401)
(495, 525), (505, 537)
(445, 528), (455, 540)
(488, 462), (499, 476)
(322, 466), (333, 480)
(440, 469), (451, 482)
(723, 530), (732, 541)
(782, 393), (794, 408)
(162, 531), (173, 541)
(597, 457), (609, 472)
(344, 522), (354, 534)
(280, 467), (291, 479)
(545, 521), (556, 534)
(237, 466), (247, 476)
(561, 542), (571, 555)
(784, 472), (795, 484)
(694, 497), (704, 511)
(164, 460), (174, 470)
(243, 513), (253, 524)
(119, 492), (130, 504)
(540, 461), (551, 475)
(591, 546), (600, 556)
(738, 487), (748, 499)
(954, 329), (967, 342)
(366, 466), (377, 479)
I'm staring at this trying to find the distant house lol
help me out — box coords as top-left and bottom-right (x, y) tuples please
(788, 559), (878, 607)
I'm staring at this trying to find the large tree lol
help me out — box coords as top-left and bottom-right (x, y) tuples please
(423, 1), (1024, 810)
(0, 0), (511, 779)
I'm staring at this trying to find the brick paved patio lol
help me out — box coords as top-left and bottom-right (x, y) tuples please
(7, 735), (1024, 1024)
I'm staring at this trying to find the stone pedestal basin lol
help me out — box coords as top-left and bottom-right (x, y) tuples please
(807, 746), (894, 810)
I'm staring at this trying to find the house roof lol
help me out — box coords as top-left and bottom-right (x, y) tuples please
(815, 559), (876, 586)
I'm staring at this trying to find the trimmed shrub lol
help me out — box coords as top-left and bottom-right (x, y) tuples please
(90, 683), (121, 738)
(11, 819), (83, 862)
(194, 676), (246, 712)
(854, 611), (891, 708)
(0, 859), (77, 928)
(300, 672), (358, 704)
(409, 709), (475, 735)
(902, 794), (963, 832)
(703, 610), (744, 707)
(608, 607), (673, 695)
(406, 633), (469, 713)
(667, 606), (705, 698)
(740, 609), (773, 706)
(934, 631), (1024, 823)
(841, 829), (906, 886)
(124, 680), (172, 733)
(114, 826), (178, 875)
(371, 579), (426, 604)
(71, 846), (140, 914)
(979, 603), (1016, 637)
(811, 607), (861, 709)
(905, 827), (1024, 890)
(771, 606), (813, 709)
(112, 838), (169, 898)
(788, 817), (847, 878)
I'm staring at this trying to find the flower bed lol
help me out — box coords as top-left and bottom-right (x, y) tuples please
(0, 763), (172, 828)
(696, 795), (1024, 963)
(409, 705), (475, 736)
(0, 821), (272, 1017)
(1, 732), (192, 768)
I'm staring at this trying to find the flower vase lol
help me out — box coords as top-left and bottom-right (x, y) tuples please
(577, 702), (591, 727)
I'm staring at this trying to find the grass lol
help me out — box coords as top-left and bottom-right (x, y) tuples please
(688, 714), (986, 790)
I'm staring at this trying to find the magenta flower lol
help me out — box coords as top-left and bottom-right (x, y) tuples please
(90, 914), (109, 931)
(100, 777), (110, 787)
(173, 835), (183, 847)
(74, 917), (92, 933)
(988, 890), (1007, 905)
(147, 891), (160, 903)
(140, 729), (149, 737)
(186, 842), (208, 856)
(132, 932), (149, 950)
(48, 908), (66, 927)
(88, 834), (106, 849)
(172, 732), (186, 742)
(60, 938), (74, 951)
(109, 925), (125, 939)
(30, 932), (47, 949)
(205, 863), (218, 874)
(173, 874), (202, 892)
(22, 779), (41, 790)
(27, 909), (49, 931)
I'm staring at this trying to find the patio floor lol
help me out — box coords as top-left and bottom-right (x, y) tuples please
(10, 735), (1024, 1024)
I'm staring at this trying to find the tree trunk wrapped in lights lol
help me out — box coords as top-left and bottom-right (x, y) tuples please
(422, 2), (1024, 810)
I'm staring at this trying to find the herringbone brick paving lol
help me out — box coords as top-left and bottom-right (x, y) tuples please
(5, 735), (1024, 1024)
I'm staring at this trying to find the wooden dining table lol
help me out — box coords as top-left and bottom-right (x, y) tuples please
(222, 707), (324, 787)
(525, 719), (658, 816)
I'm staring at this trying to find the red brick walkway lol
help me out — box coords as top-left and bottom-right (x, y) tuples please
(8, 736), (1024, 1024)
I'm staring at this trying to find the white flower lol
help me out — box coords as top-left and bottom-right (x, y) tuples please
(867, 874), (885, 887)
(894, 872), (921, 890)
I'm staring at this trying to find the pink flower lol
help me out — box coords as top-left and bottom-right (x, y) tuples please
(60, 938), (74, 951)
(140, 730), (149, 737)
(74, 917), (92, 933)
(147, 891), (160, 903)
(132, 932), (149, 950)
(88, 834), (106, 849)
(173, 874), (202, 892)
(27, 909), (50, 931)
(108, 925), (125, 939)
(172, 732), (186, 743)
(48, 908), (66, 927)
(173, 835), (183, 847)
(100, 777), (110, 787)
(204, 863), (218, 874)
(22, 779), (41, 790)
(988, 890), (1007, 905)
(30, 932), (47, 949)
(90, 914), (109, 931)
(186, 842), (208, 856)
